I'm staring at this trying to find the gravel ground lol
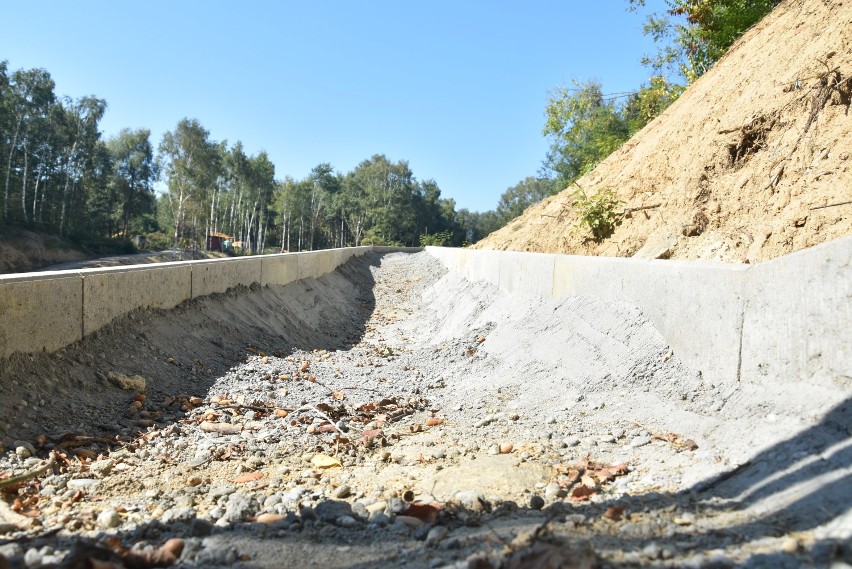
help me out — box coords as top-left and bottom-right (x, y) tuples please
(1, 251), (850, 568)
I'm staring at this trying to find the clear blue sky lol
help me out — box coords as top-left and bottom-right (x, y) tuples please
(1, 1), (664, 212)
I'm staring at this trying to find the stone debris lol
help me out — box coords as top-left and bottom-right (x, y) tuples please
(0, 251), (849, 568)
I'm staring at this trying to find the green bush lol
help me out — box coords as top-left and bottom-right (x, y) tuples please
(571, 186), (623, 242)
(143, 231), (173, 251)
(419, 230), (453, 246)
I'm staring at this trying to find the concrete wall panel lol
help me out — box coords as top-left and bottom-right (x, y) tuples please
(260, 254), (299, 286)
(429, 239), (850, 388)
(497, 251), (555, 297)
(465, 249), (500, 285)
(0, 271), (82, 358)
(554, 255), (747, 384)
(81, 263), (192, 336)
(741, 237), (852, 384)
(297, 251), (336, 280)
(191, 257), (262, 298)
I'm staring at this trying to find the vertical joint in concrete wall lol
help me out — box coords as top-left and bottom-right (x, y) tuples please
(80, 275), (86, 341)
(736, 298), (746, 382)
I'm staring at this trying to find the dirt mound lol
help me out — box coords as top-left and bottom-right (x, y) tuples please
(476, 0), (852, 262)
(0, 229), (88, 273)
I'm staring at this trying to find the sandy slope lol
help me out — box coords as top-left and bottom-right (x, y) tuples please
(476, 0), (852, 262)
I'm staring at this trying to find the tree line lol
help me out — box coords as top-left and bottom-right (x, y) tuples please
(0, 1), (780, 254)
(0, 67), (467, 251)
(0, 63), (155, 243)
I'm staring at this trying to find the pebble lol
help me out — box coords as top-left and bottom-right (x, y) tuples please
(366, 501), (388, 515)
(642, 542), (662, 559)
(529, 495), (545, 510)
(332, 484), (351, 499)
(426, 525), (449, 545)
(563, 437), (580, 447)
(780, 536), (799, 553)
(544, 482), (562, 500)
(67, 479), (100, 491)
(195, 537), (237, 565)
(387, 498), (407, 513)
(336, 515), (358, 528)
(351, 501), (369, 520)
(222, 492), (256, 523)
(315, 500), (353, 522)
(97, 509), (121, 529)
(454, 491), (487, 513)
(162, 507), (197, 523)
(395, 515), (423, 529)
(631, 435), (652, 447)
(370, 512), (390, 526)
(499, 442), (514, 454)
(24, 548), (42, 568)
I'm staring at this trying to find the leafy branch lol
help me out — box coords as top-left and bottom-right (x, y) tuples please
(570, 185), (624, 242)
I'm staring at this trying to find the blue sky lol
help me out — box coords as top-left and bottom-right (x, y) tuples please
(1, 1), (665, 212)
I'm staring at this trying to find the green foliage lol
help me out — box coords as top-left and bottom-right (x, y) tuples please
(623, 76), (684, 133)
(454, 208), (503, 244)
(543, 80), (632, 186)
(571, 185), (623, 242)
(142, 231), (173, 251)
(419, 230), (453, 247)
(495, 177), (558, 224)
(629, 0), (780, 84)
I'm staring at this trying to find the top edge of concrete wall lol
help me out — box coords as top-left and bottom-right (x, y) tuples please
(371, 246), (424, 253)
(428, 235), (851, 272)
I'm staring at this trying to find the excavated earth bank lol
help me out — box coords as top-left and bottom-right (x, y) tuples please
(475, 0), (852, 262)
(0, 252), (850, 568)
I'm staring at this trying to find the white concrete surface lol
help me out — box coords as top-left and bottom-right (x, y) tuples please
(428, 237), (852, 387)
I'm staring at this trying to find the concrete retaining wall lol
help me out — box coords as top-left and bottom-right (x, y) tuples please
(4, 240), (847, 388)
(427, 237), (851, 386)
(0, 246), (372, 359)
(80, 263), (192, 337)
(0, 271), (83, 356)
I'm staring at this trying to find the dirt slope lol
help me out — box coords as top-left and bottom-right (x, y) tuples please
(0, 229), (88, 273)
(476, 0), (852, 262)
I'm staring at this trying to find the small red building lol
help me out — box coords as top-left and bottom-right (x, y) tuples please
(206, 232), (234, 252)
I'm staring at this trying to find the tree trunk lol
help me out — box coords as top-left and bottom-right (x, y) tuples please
(20, 145), (29, 224)
(284, 210), (291, 253)
(4, 116), (24, 222)
(31, 162), (42, 224)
